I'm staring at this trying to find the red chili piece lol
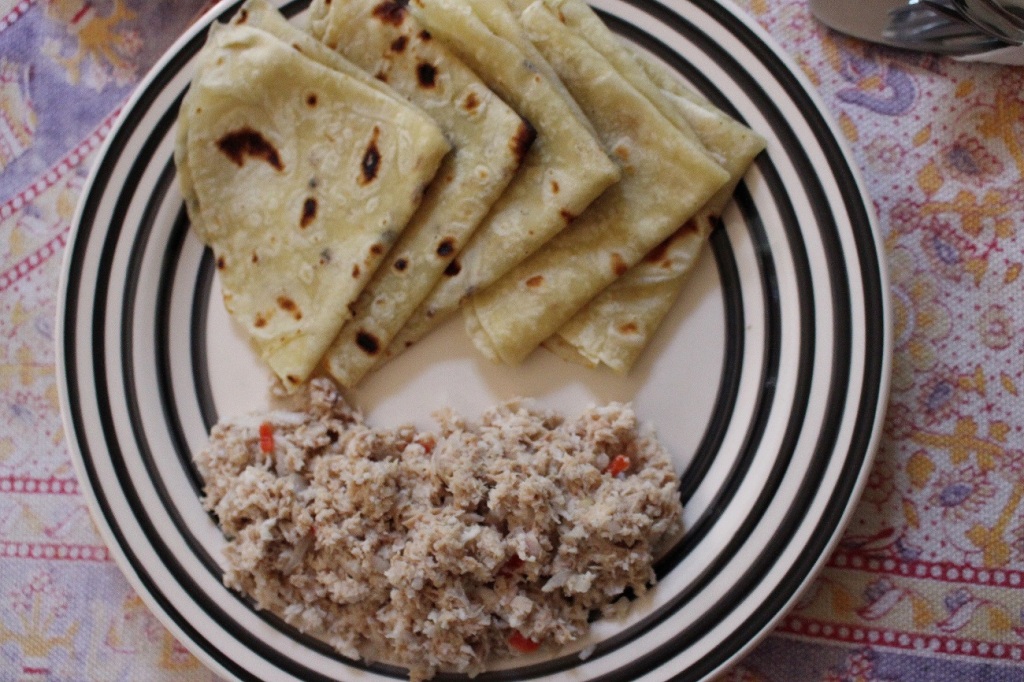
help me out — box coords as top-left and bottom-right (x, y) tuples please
(508, 630), (541, 653)
(259, 422), (275, 453)
(605, 454), (630, 476)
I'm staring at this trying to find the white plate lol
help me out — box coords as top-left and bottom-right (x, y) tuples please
(56, 1), (891, 680)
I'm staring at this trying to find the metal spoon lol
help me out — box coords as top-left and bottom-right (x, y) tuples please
(956, 0), (1024, 41)
(884, 0), (1014, 51)
(811, 0), (1017, 54)
(887, 1), (984, 40)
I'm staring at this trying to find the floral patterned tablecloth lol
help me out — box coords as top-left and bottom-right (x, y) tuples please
(1, 0), (1023, 680)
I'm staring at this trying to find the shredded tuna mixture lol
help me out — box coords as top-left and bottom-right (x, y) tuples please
(196, 379), (683, 680)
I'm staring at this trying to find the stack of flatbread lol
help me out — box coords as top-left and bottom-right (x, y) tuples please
(305, 0), (617, 387)
(525, 0), (767, 373)
(176, 0), (764, 389)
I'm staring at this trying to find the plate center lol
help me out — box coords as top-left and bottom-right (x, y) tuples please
(203, 241), (726, 470)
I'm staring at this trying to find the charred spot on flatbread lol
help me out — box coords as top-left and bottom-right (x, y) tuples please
(216, 255), (227, 270)
(419, 29), (431, 41)
(356, 330), (381, 355)
(559, 209), (575, 223)
(436, 238), (455, 258)
(417, 62), (437, 88)
(391, 35), (408, 53)
(394, 257), (409, 271)
(359, 127), (382, 185)
(444, 259), (461, 277)
(510, 119), (536, 164)
(216, 127), (283, 170)
(644, 220), (698, 269)
(300, 197), (318, 228)
(372, 0), (407, 26)
(612, 142), (631, 164)
(277, 296), (302, 320)
(610, 253), (628, 277)
(526, 275), (544, 288)
(644, 233), (674, 266)
(305, 93), (318, 107)
(319, 249), (332, 265)
(463, 91), (480, 112)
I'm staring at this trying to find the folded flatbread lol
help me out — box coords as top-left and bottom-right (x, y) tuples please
(177, 0), (405, 218)
(380, 0), (620, 360)
(536, 0), (766, 372)
(175, 21), (449, 389)
(304, 0), (531, 388)
(461, 2), (730, 365)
